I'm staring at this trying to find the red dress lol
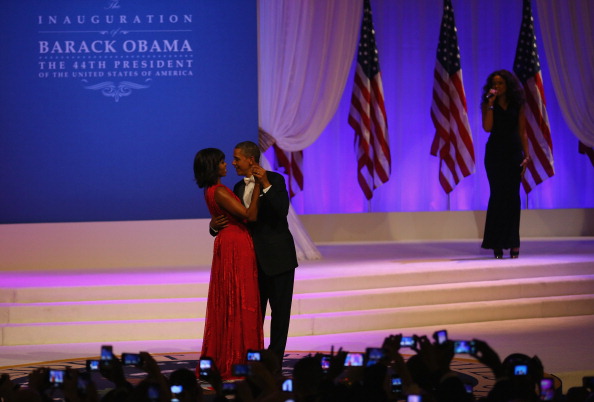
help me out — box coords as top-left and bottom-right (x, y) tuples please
(198, 184), (263, 379)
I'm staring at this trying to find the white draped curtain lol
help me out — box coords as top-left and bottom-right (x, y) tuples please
(258, 0), (364, 260)
(536, 0), (594, 148)
(258, 0), (363, 152)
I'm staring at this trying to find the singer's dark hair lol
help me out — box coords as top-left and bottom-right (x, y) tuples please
(481, 69), (525, 109)
(194, 148), (225, 188)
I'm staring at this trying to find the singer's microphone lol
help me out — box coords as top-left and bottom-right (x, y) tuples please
(485, 92), (495, 100)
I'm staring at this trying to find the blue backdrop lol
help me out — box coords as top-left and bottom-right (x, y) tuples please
(0, 0), (258, 223)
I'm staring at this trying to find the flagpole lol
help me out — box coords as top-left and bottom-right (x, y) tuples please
(367, 200), (372, 213)
(447, 193), (451, 211)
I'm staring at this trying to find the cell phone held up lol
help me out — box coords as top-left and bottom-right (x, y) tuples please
(344, 352), (364, 367)
(198, 357), (213, 379)
(453, 340), (476, 354)
(320, 355), (331, 373)
(400, 336), (417, 349)
(121, 353), (143, 367)
(433, 329), (448, 345)
(390, 375), (403, 397)
(246, 350), (262, 361)
(365, 347), (386, 366)
(48, 369), (66, 388)
(99, 345), (115, 369)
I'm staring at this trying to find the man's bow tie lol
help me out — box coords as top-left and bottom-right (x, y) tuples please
(244, 176), (255, 185)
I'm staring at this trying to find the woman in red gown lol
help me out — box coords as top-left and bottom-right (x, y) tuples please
(193, 148), (264, 379)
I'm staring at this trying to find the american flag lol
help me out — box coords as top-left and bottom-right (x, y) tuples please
(348, 0), (390, 200)
(513, 0), (554, 193)
(273, 144), (303, 198)
(430, 0), (475, 194)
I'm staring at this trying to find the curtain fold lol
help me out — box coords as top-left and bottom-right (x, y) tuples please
(258, 0), (364, 260)
(536, 0), (594, 147)
(258, 0), (364, 151)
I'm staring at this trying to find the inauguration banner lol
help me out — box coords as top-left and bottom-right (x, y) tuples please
(0, 0), (258, 223)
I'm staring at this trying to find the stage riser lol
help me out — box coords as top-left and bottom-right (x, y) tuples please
(1, 295), (593, 345)
(2, 261), (592, 304)
(3, 276), (594, 325)
(2, 246), (593, 346)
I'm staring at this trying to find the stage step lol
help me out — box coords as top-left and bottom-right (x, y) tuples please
(1, 260), (593, 346)
(3, 275), (594, 323)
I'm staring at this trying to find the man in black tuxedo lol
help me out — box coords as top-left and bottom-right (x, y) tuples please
(210, 141), (298, 364)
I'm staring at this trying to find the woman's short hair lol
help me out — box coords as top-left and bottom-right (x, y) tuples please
(193, 148), (225, 188)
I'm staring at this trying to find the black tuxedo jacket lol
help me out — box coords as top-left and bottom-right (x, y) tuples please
(234, 171), (298, 276)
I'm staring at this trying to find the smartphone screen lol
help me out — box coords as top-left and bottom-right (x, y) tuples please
(365, 347), (385, 366)
(86, 359), (100, 371)
(199, 358), (212, 378)
(391, 375), (403, 394)
(434, 330), (448, 344)
(246, 351), (261, 361)
(454, 340), (475, 354)
(100, 345), (114, 361)
(121, 353), (141, 366)
(282, 379), (293, 392)
(171, 385), (183, 394)
(540, 378), (554, 401)
(49, 369), (65, 387)
(321, 356), (331, 373)
(344, 352), (364, 367)
(400, 336), (416, 348)
(514, 364), (528, 376)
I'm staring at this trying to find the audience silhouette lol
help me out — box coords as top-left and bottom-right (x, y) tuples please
(1, 332), (592, 402)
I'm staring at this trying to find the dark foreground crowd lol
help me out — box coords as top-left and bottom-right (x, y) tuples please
(1, 332), (593, 402)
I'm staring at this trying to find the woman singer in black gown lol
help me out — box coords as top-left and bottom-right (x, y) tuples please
(481, 70), (530, 259)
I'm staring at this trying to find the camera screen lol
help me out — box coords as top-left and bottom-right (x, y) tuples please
(122, 353), (141, 366)
(321, 356), (331, 372)
(540, 378), (554, 400)
(366, 348), (384, 366)
(247, 351), (261, 361)
(344, 352), (364, 367)
(282, 379), (293, 392)
(49, 369), (65, 385)
(454, 340), (475, 354)
(391, 376), (402, 393)
(435, 330), (448, 344)
(400, 336), (416, 347)
(86, 360), (100, 371)
(514, 364), (528, 376)
(407, 395), (422, 402)
(199, 359), (212, 369)
(171, 385), (183, 394)
(101, 346), (114, 361)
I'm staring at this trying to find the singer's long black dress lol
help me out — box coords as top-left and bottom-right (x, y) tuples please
(481, 103), (523, 250)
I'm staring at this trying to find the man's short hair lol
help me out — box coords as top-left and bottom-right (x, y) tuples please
(235, 141), (261, 163)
